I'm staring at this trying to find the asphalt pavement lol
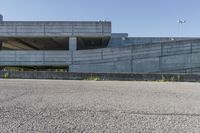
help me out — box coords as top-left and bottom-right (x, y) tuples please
(0, 79), (200, 132)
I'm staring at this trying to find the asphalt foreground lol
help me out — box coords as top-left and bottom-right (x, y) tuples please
(0, 80), (200, 132)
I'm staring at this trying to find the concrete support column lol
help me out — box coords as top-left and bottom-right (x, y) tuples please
(0, 41), (2, 50)
(69, 37), (77, 51)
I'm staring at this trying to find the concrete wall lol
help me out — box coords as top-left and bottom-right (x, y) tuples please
(108, 37), (199, 47)
(0, 51), (71, 66)
(0, 21), (111, 37)
(1, 71), (200, 82)
(70, 39), (200, 73)
(1, 39), (200, 74)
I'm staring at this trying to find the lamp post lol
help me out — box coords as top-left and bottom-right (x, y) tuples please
(177, 20), (186, 37)
(0, 14), (3, 21)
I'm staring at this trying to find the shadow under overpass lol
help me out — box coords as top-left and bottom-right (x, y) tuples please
(0, 37), (110, 50)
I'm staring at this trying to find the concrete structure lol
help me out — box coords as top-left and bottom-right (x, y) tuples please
(2, 71), (200, 82)
(0, 21), (111, 50)
(0, 20), (200, 73)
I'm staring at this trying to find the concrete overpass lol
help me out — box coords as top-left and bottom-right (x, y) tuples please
(0, 21), (111, 50)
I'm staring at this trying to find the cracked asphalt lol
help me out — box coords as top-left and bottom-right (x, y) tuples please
(0, 79), (200, 132)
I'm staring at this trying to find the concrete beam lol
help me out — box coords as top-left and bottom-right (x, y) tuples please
(0, 21), (111, 37)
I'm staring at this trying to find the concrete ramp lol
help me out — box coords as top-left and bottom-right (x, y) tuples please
(1, 39), (200, 74)
(70, 39), (200, 73)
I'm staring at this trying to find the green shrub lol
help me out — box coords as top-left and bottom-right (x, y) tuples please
(3, 72), (9, 79)
(158, 75), (181, 82)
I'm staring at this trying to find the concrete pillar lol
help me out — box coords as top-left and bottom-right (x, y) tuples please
(0, 41), (2, 50)
(69, 37), (77, 51)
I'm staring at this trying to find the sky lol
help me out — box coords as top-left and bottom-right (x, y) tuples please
(0, 0), (199, 37)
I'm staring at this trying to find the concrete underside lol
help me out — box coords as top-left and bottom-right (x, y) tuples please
(0, 37), (110, 50)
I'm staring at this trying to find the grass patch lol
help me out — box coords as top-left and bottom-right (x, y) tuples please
(85, 76), (101, 81)
(158, 75), (181, 82)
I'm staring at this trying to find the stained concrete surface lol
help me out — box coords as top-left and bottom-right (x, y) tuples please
(1, 39), (200, 74)
(0, 79), (200, 132)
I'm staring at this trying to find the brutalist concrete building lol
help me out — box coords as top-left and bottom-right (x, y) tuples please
(0, 17), (200, 73)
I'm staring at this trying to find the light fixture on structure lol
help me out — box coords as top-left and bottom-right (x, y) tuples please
(177, 19), (186, 37)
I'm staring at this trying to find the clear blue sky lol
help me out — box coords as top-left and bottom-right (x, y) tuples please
(0, 0), (199, 37)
